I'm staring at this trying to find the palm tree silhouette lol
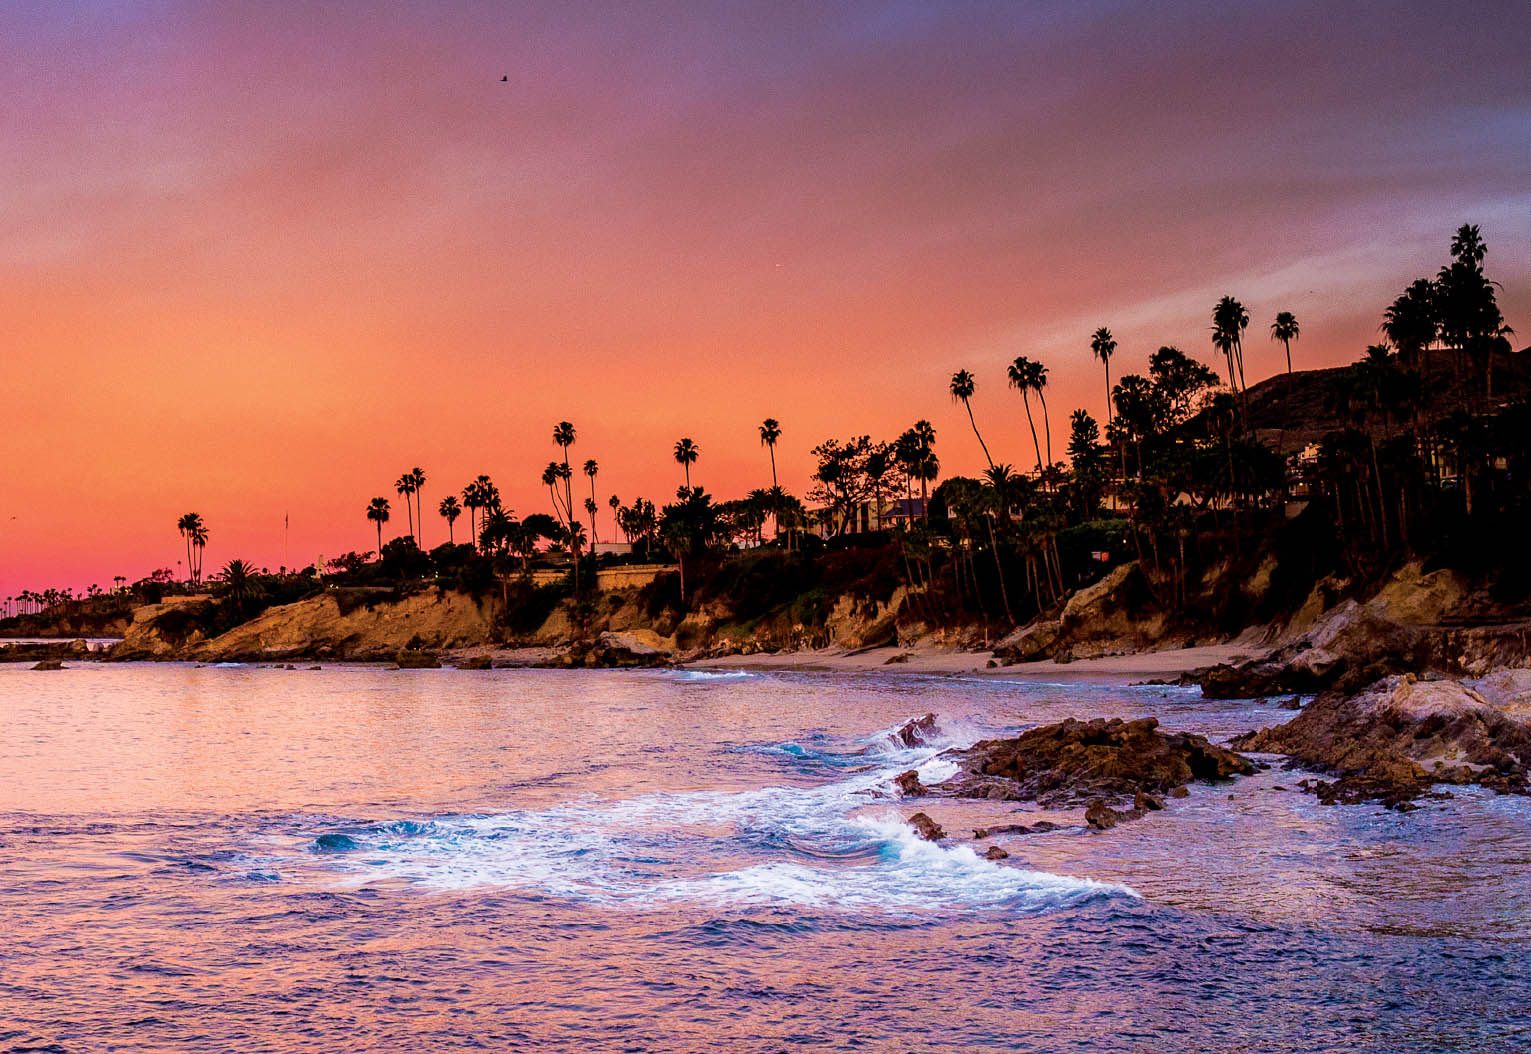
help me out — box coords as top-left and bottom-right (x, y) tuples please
(674, 437), (699, 489)
(583, 459), (599, 547)
(759, 418), (782, 539)
(552, 422), (580, 582)
(1090, 328), (1117, 426)
(189, 522), (208, 586)
(1007, 356), (1051, 476)
(1212, 296), (1250, 392)
(394, 473), (417, 541)
(176, 512), (203, 587)
(409, 467), (427, 547)
(366, 497), (390, 559)
(439, 495), (461, 544)
(948, 370), (993, 469)
(1270, 312), (1300, 375)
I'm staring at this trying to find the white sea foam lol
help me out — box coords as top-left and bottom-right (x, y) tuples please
(299, 763), (1134, 913)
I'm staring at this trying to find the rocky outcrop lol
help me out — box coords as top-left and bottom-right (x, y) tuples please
(537, 631), (672, 669)
(394, 649), (442, 669)
(907, 812), (945, 841)
(1, 639), (95, 664)
(31, 659), (65, 671)
(111, 599), (219, 660)
(186, 591), (497, 662)
(933, 716), (1253, 806)
(1198, 563), (1531, 698)
(993, 562), (1167, 664)
(1234, 674), (1531, 808)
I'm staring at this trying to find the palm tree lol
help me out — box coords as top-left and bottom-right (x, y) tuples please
(674, 437), (699, 489)
(366, 497), (390, 558)
(409, 467), (427, 546)
(215, 558), (263, 610)
(552, 422), (580, 582)
(394, 473), (417, 541)
(582, 459), (599, 547)
(1270, 311), (1300, 375)
(948, 369), (993, 469)
(1383, 279), (1438, 375)
(439, 495), (461, 544)
(189, 522), (209, 585)
(911, 420), (939, 521)
(1006, 356), (1051, 476)
(176, 513), (203, 586)
(759, 418), (782, 539)
(1212, 296), (1250, 392)
(1090, 328), (1117, 425)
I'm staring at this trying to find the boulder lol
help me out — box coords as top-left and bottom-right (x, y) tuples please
(1234, 674), (1531, 808)
(983, 845), (1009, 861)
(892, 770), (926, 797)
(31, 659), (64, 671)
(394, 649), (442, 669)
(907, 812), (945, 841)
(937, 716), (1254, 808)
(892, 713), (939, 747)
(1084, 799), (1122, 830)
(455, 656), (493, 670)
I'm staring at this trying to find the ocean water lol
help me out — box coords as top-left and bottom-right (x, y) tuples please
(1, 664), (1528, 1052)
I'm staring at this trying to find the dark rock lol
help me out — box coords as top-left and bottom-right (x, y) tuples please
(1168, 786), (1189, 798)
(907, 812), (945, 841)
(1133, 791), (1164, 812)
(394, 649), (441, 669)
(892, 770), (926, 797)
(1234, 674), (1531, 807)
(893, 713), (939, 748)
(983, 845), (1009, 860)
(1084, 799), (1121, 830)
(938, 715), (1254, 808)
(883, 652), (911, 665)
(455, 656), (493, 670)
(31, 659), (64, 671)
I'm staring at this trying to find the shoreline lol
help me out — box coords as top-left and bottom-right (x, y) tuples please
(684, 642), (1261, 681)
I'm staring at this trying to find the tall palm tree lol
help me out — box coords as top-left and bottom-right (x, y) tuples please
(1090, 328), (1117, 425)
(176, 512), (202, 586)
(189, 522), (209, 586)
(409, 467), (427, 546)
(759, 418), (782, 539)
(1212, 296), (1250, 392)
(912, 420), (938, 521)
(674, 437), (699, 489)
(583, 459), (600, 547)
(1006, 356), (1051, 476)
(948, 369), (993, 469)
(394, 473), (417, 541)
(552, 422), (580, 578)
(1270, 311), (1300, 375)
(366, 497), (390, 558)
(439, 495), (461, 544)
(608, 493), (620, 542)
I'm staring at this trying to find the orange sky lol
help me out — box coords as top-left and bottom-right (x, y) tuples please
(3, 2), (1529, 596)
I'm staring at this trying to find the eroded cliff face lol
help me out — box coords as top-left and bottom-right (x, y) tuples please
(113, 591), (500, 662)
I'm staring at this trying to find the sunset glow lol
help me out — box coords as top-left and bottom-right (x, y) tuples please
(5, 1), (1528, 595)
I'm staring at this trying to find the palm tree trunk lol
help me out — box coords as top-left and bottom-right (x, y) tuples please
(1037, 389), (1052, 470)
(963, 401), (994, 469)
(769, 445), (779, 540)
(1022, 393), (1042, 476)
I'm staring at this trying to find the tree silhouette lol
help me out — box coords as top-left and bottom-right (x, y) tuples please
(1090, 327), (1117, 426)
(1270, 312), (1300, 375)
(366, 497), (390, 559)
(439, 495), (461, 544)
(759, 418), (782, 540)
(673, 437), (700, 489)
(949, 369), (993, 469)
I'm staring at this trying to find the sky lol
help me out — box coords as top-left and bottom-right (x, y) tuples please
(3, 0), (1529, 597)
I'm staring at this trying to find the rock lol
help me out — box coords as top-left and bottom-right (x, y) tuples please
(907, 812), (945, 841)
(893, 713), (939, 748)
(394, 649), (442, 669)
(1168, 786), (1189, 798)
(455, 656), (493, 670)
(31, 659), (64, 671)
(973, 822), (1059, 838)
(883, 652), (911, 665)
(937, 716), (1254, 808)
(1234, 674), (1531, 807)
(983, 845), (1009, 860)
(1084, 799), (1121, 830)
(1133, 791), (1164, 812)
(892, 770), (926, 797)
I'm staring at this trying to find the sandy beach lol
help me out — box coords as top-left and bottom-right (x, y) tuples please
(686, 642), (1262, 681)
